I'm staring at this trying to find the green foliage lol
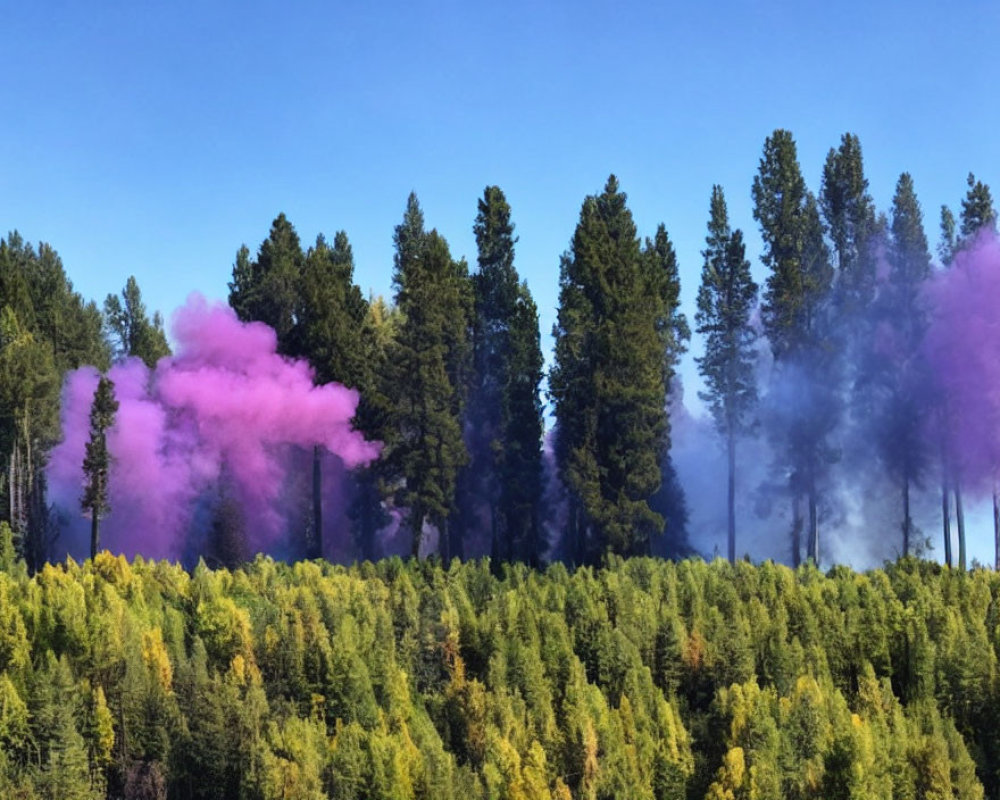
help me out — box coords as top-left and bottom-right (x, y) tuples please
(81, 375), (119, 560)
(384, 195), (472, 557)
(0, 556), (996, 797)
(550, 176), (677, 561)
(103, 275), (171, 368)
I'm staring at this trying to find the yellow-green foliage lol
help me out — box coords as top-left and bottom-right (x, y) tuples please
(0, 555), (995, 798)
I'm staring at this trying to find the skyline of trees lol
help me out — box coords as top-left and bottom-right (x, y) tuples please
(0, 129), (998, 569)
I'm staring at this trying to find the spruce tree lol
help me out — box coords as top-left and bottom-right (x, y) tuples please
(385, 194), (471, 558)
(228, 213), (304, 352)
(550, 176), (670, 560)
(882, 174), (933, 557)
(81, 375), (118, 560)
(498, 282), (545, 565)
(753, 130), (835, 565)
(695, 185), (758, 563)
(959, 172), (997, 240)
(294, 231), (369, 559)
(460, 186), (544, 565)
(103, 276), (171, 368)
(820, 133), (877, 313)
(643, 224), (690, 556)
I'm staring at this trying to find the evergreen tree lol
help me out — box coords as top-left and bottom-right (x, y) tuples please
(295, 231), (369, 558)
(643, 224), (691, 556)
(103, 275), (171, 368)
(959, 172), (997, 240)
(81, 375), (118, 560)
(228, 213), (304, 352)
(550, 176), (671, 560)
(820, 133), (877, 313)
(752, 129), (835, 565)
(498, 282), (545, 565)
(459, 187), (544, 565)
(695, 185), (758, 563)
(385, 194), (471, 557)
(936, 173), (996, 568)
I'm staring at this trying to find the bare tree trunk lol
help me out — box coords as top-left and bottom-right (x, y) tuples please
(791, 494), (802, 568)
(902, 478), (911, 558)
(942, 465), (952, 568)
(993, 482), (999, 571)
(312, 445), (322, 560)
(727, 432), (736, 564)
(90, 508), (100, 561)
(955, 483), (966, 571)
(808, 484), (818, 565)
(411, 506), (423, 559)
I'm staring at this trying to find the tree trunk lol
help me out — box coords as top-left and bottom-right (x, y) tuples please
(312, 445), (322, 560)
(955, 483), (966, 571)
(902, 478), (911, 558)
(808, 484), (818, 565)
(942, 467), (952, 568)
(791, 495), (802, 568)
(727, 432), (736, 564)
(440, 517), (450, 562)
(993, 484), (999, 571)
(90, 508), (99, 561)
(411, 507), (423, 559)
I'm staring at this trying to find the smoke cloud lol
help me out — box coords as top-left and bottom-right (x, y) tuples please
(47, 294), (379, 562)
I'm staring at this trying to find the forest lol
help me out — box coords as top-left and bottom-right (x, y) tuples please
(2, 128), (998, 573)
(0, 128), (999, 795)
(0, 547), (994, 799)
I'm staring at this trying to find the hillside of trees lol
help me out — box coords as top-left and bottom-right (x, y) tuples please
(0, 542), (995, 799)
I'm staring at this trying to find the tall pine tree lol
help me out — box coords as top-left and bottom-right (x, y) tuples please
(385, 194), (471, 558)
(868, 173), (933, 558)
(228, 213), (304, 352)
(695, 185), (758, 563)
(103, 276), (170, 368)
(81, 375), (118, 560)
(459, 187), (544, 565)
(550, 176), (671, 560)
(753, 130), (835, 565)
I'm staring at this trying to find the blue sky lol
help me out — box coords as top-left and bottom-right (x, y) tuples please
(2, 0), (998, 408)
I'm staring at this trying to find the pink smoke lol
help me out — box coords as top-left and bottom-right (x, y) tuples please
(923, 232), (1000, 496)
(47, 294), (380, 561)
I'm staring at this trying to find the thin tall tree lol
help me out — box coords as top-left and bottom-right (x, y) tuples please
(695, 186), (758, 563)
(81, 375), (118, 560)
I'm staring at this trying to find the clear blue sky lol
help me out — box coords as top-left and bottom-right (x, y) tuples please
(2, 0), (998, 409)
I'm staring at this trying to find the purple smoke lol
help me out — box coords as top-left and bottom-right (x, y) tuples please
(924, 233), (1000, 500)
(48, 294), (379, 561)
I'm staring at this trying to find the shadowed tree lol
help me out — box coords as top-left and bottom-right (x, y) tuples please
(753, 129), (835, 565)
(385, 194), (471, 558)
(81, 375), (118, 560)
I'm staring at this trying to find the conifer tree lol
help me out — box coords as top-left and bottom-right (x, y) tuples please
(498, 282), (545, 565)
(875, 173), (933, 557)
(821, 133), (878, 314)
(460, 187), (544, 565)
(959, 172), (997, 240)
(753, 130), (835, 565)
(550, 176), (671, 560)
(228, 213), (304, 352)
(81, 375), (118, 560)
(936, 173), (996, 568)
(385, 194), (471, 558)
(103, 276), (171, 368)
(295, 231), (369, 559)
(695, 185), (758, 563)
